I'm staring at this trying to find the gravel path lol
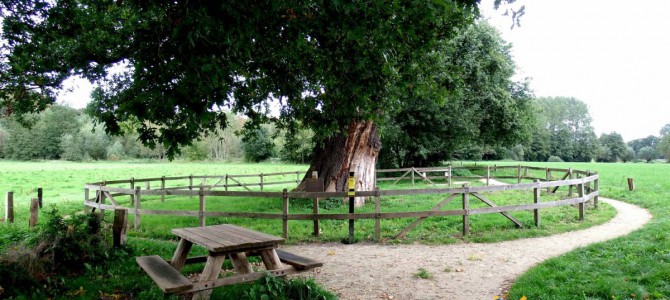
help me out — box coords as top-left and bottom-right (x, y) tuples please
(283, 198), (651, 300)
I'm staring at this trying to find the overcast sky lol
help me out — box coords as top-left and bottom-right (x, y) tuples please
(58, 1), (670, 142)
(480, 0), (670, 141)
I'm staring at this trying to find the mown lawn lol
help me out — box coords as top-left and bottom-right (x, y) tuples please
(498, 161), (670, 300)
(0, 160), (629, 299)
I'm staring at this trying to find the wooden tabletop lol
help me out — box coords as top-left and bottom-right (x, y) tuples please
(172, 224), (285, 253)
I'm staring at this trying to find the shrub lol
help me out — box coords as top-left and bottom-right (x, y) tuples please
(106, 141), (127, 160)
(547, 155), (564, 162)
(0, 208), (114, 298)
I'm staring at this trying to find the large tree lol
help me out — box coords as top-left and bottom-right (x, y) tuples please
(1, 0), (524, 202)
(378, 21), (533, 168)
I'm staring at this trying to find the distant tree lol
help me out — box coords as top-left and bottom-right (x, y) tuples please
(529, 97), (597, 162)
(106, 141), (127, 160)
(279, 127), (315, 164)
(627, 135), (660, 154)
(242, 127), (275, 163)
(598, 132), (627, 162)
(657, 135), (670, 162)
(660, 123), (670, 137)
(0, 123), (9, 158)
(637, 146), (658, 163)
(622, 146), (635, 163)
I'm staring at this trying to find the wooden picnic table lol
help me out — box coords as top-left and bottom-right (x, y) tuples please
(136, 224), (322, 300)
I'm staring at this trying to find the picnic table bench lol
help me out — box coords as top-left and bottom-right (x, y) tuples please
(136, 224), (322, 300)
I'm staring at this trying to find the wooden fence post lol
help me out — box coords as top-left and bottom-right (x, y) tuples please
(594, 172), (599, 208)
(225, 174), (229, 191)
(375, 187), (381, 242)
(578, 179), (585, 221)
(282, 189), (289, 239)
(545, 168), (551, 194)
(260, 173), (264, 191)
(129, 177), (135, 206)
(447, 166), (452, 187)
(84, 188), (90, 213)
(627, 177), (635, 191)
(37, 187), (43, 209)
(189, 175), (193, 191)
(411, 168), (415, 187)
(5, 192), (14, 223)
(462, 185), (470, 236)
(113, 209), (128, 247)
(101, 181), (107, 216)
(296, 171), (301, 185)
(533, 179), (542, 227)
(134, 187), (141, 230)
(568, 168), (574, 197)
(145, 180), (150, 191)
(160, 176), (166, 202)
(311, 171), (320, 236)
(486, 166), (490, 186)
(29, 198), (39, 228)
(517, 165), (522, 184)
(199, 186), (206, 227)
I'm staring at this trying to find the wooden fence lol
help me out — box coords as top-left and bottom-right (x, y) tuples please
(83, 166), (599, 240)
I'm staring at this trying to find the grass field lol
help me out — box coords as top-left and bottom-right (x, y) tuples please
(0, 160), (659, 299)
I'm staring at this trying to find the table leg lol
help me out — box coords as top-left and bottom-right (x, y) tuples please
(229, 252), (253, 274)
(170, 238), (193, 271)
(259, 249), (283, 270)
(192, 255), (226, 300)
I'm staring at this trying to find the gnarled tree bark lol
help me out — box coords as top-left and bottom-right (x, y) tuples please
(295, 120), (380, 207)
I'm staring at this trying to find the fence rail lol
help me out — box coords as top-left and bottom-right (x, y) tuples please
(83, 165), (599, 240)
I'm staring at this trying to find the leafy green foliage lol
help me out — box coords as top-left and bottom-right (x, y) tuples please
(637, 146), (658, 162)
(0, 208), (117, 298)
(242, 127), (276, 162)
(1, 0), (481, 159)
(526, 97), (598, 162)
(379, 21), (533, 167)
(659, 135), (670, 162)
(627, 135), (660, 154)
(597, 132), (627, 162)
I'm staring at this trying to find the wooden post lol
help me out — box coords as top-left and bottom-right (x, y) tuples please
(282, 189), (289, 239)
(84, 188), (90, 213)
(260, 173), (264, 191)
(594, 172), (599, 208)
(129, 177), (135, 206)
(37, 187), (43, 209)
(225, 174), (228, 191)
(199, 186), (206, 227)
(189, 175), (193, 191)
(627, 177), (635, 191)
(517, 165), (522, 184)
(145, 180), (150, 190)
(486, 166), (490, 186)
(101, 181), (106, 216)
(375, 187), (381, 242)
(29, 198), (39, 228)
(160, 176), (166, 202)
(113, 209), (128, 247)
(546, 168), (551, 193)
(411, 167), (415, 187)
(296, 171), (301, 185)
(5, 192), (14, 223)
(578, 180), (585, 221)
(568, 169), (574, 197)
(462, 185), (470, 236)
(312, 171), (319, 236)
(533, 179), (541, 227)
(134, 187), (141, 229)
(448, 166), (452, 187)
(348, 170), (356, 244)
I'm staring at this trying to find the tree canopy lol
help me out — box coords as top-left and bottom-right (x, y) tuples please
(1, 0), (492, 158)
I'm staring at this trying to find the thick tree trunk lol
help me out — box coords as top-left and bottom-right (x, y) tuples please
(295, 120), (380, 207)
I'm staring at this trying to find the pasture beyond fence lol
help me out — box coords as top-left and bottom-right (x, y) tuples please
(82, 165), (600, 240)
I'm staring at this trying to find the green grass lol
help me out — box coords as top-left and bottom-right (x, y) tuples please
(485, 161), (670, 300)
(0, 160), (625, 298)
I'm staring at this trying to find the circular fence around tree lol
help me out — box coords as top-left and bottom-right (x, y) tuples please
(83, 165), (599, 240)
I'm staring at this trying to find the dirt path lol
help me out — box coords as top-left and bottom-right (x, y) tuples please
(283, 198), (651, 300)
